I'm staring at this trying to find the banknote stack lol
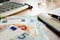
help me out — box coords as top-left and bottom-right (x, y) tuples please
(0, 14), (49, 40)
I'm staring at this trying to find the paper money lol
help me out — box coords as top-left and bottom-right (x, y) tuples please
(10, 32), (37, 40)
(0, 25), (9, 33)
(0, 25), (37, 40)
(0, 14), (41, 40)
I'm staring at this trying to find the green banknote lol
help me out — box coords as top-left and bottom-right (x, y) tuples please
(0, 14), (50, 40)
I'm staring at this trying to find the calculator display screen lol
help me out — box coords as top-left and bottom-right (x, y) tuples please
(0, 0), (9, 3)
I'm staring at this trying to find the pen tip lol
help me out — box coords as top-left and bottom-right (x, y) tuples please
(48, 13), (52, 16)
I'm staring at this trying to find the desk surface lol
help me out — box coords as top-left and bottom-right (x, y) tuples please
(0, 0), (60, 40)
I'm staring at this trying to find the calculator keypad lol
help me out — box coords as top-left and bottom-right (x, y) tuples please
(0, 2), (25, 13)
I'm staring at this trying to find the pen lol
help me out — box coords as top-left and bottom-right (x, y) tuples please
(48, 13), (60, 21)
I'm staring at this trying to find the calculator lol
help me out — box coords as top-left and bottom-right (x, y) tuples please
(0, 1), (32, 18)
